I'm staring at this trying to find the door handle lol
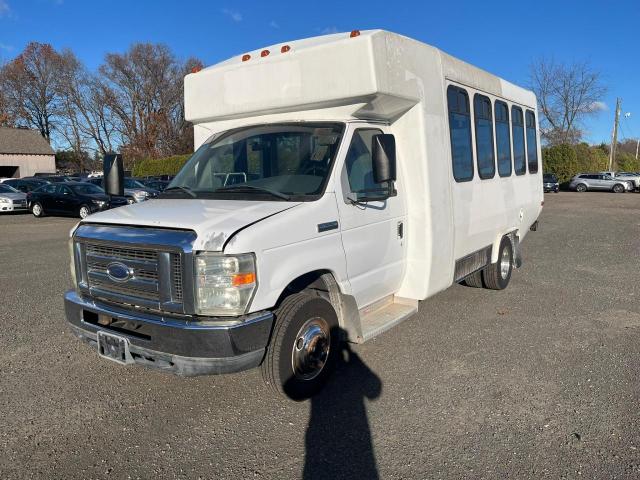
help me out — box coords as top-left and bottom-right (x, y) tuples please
(397, 221), (403, 239)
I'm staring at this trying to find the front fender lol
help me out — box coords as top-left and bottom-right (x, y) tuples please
(223, 193), (351, 312)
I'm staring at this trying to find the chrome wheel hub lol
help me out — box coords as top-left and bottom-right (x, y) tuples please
(500, 247), (511, 279)
(291, 317), (331, 381)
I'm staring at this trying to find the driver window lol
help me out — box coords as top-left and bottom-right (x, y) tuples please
(345, 129), (382, 193)
(58, 186), (72, 195)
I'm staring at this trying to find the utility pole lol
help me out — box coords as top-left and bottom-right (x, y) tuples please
(635, 138), (639, 161)
(608, 98), (621, 171)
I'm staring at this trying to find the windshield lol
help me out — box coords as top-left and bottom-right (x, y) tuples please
(124, 179), (146, 189)
(543, 174), (557, 182)
(0, 184), (19, 193)
(163, 123), (345, 201)
(71, 184), (104, 195)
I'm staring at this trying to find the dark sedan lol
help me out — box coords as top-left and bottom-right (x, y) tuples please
(2, 178), (49, 193)
(28, 182), (129, 219)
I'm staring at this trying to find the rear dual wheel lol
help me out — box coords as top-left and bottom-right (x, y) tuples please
(261, 292), (339, 400)
(463, 236), (513, 290)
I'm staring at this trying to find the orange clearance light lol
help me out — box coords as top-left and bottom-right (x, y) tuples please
(261, 49), (270, 57)
(350, 30), (361, 38)
(281, 45), (291, 53)
(242, 54), (251, 62)
(191, 65), (202, 74)
(232, 272), (256, 287)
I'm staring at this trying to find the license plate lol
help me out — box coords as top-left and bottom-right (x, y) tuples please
(97, 331), (133, 365)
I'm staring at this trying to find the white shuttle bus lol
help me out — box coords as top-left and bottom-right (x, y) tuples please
(65, 30), (543, 399)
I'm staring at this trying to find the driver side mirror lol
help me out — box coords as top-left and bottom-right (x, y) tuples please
(103, 153), (124, 197)
(372, 134), (396, 183)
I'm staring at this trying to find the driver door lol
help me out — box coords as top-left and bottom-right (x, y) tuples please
(336, 126), (406, 308)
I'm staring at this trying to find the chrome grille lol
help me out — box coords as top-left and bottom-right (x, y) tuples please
(82, 242), (183, 310)
(171, 254), (183, 301)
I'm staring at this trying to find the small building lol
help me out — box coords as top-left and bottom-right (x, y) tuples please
(0, 127), (56, 178)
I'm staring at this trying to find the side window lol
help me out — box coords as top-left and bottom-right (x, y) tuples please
(43, 184), (56, 194)
(473, 94), (495, 179)
(525, 110), (539, 173)
(447, 85), (474, 182)
(345, 129), (383, 194)
(511, 106), (526, 175)
(58, 185), (72, 195)
(495, 101), (512, 177)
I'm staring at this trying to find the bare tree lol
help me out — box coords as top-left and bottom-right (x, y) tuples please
(0, 42), (68, 142)
(56, 50), (117, 164)
(529, 59), (606, 145)
(98, 43), (199, 162)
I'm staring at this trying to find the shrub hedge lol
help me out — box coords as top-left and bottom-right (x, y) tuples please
(132, 154), (191, 177)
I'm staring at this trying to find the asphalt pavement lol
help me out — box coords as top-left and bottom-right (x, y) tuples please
(0, 192), (638, 479)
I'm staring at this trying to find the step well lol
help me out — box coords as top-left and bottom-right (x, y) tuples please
(358, 296), (418, 343)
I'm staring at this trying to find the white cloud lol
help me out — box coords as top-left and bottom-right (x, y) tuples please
(0, 42), (13, 51)
(222, 8), (242, 22)
(590, 101), (607, 112)
(320, 26), (338, 35)
(269, 20), (279, 29)
(0, 0), (10, 17)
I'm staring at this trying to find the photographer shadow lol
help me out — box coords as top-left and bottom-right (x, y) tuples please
(301, 335), (382, 480)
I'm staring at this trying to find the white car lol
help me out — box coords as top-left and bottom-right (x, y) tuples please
(0, 184), (28, 212)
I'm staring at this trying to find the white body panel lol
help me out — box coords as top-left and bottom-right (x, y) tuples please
(84, 30), (543, 321)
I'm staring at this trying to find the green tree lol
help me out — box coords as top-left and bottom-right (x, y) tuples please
(542, 144), (578, 182)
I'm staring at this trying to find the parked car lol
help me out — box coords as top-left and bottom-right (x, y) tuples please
(28, 182), (129, 219)
(569, 173), (633, 193)
(86, 177), (159, 204)
(24, 175), (73, 183)
(543, 173), (559, 193)
(0, 183), (28, 213)
(140, 179), (170, 191)
(2, 178), (49, 193)
(609, 171), (640, 190)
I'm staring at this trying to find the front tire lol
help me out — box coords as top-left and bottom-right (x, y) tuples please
(31, 202), (44, 218)
(261, 293), (339, 400)
(575, 183), (587, 192)
(79, 205), (90, 219)
(482, 237), (513, 290)
(126, 197), (135, 204)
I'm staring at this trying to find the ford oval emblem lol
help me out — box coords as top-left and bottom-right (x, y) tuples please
(106, 262), (133, 283)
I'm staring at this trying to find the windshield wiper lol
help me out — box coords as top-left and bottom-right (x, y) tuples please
(162, 185), (197, 198)
(217, 185), (291, 200)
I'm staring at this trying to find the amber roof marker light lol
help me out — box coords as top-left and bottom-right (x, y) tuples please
(190, 65), (202, 74)
(241, 54), (251, 62)
(261, 49), (270, 57)
(280, 45), (291, 53)
(350, 30), (361, 38)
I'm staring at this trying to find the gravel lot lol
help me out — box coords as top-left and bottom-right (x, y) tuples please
(1, 193), (639, 479)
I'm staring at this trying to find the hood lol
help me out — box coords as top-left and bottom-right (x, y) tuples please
(0, 192), (27, 201)
(81, 199), (300, 251)
(83, 193), (110, 201)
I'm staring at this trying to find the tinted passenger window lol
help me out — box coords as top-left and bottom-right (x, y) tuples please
(495, 101), (512, 177)
(511, 106), (526, 175)
(447, 86), (474, 182)
(345, 129), (383, 193)
(474, 94), (495, 179)
(526, 110), (539, 173)
(43, 184), (56, 194)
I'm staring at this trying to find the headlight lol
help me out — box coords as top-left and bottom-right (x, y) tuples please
(194, 253), (256, 316)
(134, 191), (148, 200)
(0, 197), (9, 204)
(92, 199), (107, 207)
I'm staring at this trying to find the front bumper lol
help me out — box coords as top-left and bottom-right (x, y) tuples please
(64, 290), (274, 376)
(543, 183), (559, 192)
(0, 201), (28, 212)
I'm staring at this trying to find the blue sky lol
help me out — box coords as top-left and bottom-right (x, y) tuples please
(0, 0), (638, 144)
